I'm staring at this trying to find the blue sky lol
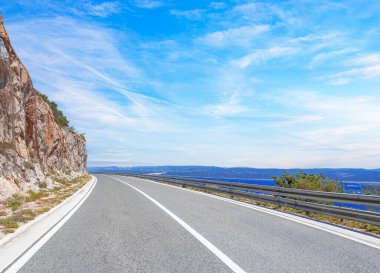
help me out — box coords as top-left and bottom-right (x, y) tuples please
(2, 0), (380, 168)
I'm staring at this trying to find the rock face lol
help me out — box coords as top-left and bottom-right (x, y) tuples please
(0, 16), (87, 199)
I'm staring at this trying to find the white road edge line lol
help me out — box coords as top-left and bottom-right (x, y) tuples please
(116, 175), (380, 251)
(110, 176), (246, 273)
(3, 178), (97, 273)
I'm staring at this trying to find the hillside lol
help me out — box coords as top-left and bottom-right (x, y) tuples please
(89, 166), (380, 182)
(0, 16), (87, 199)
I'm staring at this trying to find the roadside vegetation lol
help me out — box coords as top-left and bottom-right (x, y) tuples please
(0, 174), (91, 236)
(272, 171), (343, 192)
(37, 92), (70, 128)
(155, 174), (380, 236)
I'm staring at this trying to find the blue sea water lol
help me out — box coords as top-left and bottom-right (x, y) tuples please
(171, 175), (380, 212)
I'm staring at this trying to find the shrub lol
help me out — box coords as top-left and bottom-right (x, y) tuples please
(53, 177), (70, 185)
(23, 161), (35, 171)
(10, 209), (36, 222)
(4, 228), (16, 234)
(37, 92), (70, 128)
(72, 174), (91, 184)
(272, 171), (297, 188)
(25, 190), (49, 202)
(362, 185), (380, 196)
(273, 172), (343, 193)
(5, 194), (23, 211)
(0, 219), (19, 228)
(0, 141), (14, 151)
(38, 181), (47, 188)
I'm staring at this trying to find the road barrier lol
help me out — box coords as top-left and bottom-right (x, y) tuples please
(105, 173), (380, 226)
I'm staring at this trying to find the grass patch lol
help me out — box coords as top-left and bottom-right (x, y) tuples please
(0, 219), (19, 229)
(25, 190), (49, 202)
(39, 207), (50, 213)
(5, 194), (24, 211)
(53, 177), (70, 186)
(3, 228), (16, 234)
(9, 209), (36, 222)
(38, 181), (47, 188)
(0, 174), (91, 239)
(72, 174), (91, 184)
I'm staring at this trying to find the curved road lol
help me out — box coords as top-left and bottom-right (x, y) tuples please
(19, 175), (380, 273)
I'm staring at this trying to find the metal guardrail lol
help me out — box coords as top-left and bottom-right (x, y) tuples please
(106, 173), (380, 226)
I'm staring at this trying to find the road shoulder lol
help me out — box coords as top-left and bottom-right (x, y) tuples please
(0, 176), (96, 273)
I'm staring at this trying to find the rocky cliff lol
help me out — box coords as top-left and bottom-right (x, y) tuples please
(0, 16), (87, 199)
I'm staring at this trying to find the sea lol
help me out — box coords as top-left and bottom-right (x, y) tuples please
(168, 175), (380, 212)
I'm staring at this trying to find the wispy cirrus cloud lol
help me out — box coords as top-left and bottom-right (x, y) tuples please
(7, 16), (180, 165)
(82, 1), (121, 17)
(198, 25), (270, 47)
(170, 9), (204, 20)
(4, 0), (380, 168)
(232, 46), (294, 68)
(202, 93), (248, 119)
(134, 0), (163, 9)
(327, 53), (380, 84)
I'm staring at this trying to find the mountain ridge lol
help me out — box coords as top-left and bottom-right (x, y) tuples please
(89, 166), (380, 181)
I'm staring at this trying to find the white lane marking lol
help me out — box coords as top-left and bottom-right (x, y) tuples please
(121, 176), (380, 251)
(110, 176), (246, 273)
(4, 179), (97, 273)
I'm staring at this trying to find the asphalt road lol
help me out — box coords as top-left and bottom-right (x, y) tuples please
(19, 175), (380, 273)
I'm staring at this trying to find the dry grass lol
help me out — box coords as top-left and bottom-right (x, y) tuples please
(0, 174), (92, 237)
(3, 228), (16, 234)
(25, 190), (49, 202)
(4, 194), (24, 211)
(0, 219), (19, 229)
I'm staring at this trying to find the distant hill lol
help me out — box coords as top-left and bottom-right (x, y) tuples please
(89, 166), (380, 182)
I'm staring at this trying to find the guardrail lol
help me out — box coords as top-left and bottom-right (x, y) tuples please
(105, 173), (380, 226)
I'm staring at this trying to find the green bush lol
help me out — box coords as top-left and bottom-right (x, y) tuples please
(362, 185), (380, 196)
(273, 172), (343, 193)
(37, 92), (70, 128)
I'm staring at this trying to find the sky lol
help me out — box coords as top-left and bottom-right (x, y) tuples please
(1, 0), (380, 168)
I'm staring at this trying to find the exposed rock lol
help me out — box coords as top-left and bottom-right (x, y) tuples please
(0, 15), (87, 199)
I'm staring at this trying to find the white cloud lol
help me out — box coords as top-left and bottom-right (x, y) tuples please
(134, 0), (163, 9)
(83, 1), (120, 17)
(209, 2), (227, 10)
(202, 93), (248, 119)
(308, 48), (358, 68)
(170, 9), (204, 20)
(7, 17), (177, 146)
(198, 25), (269, 47)
(327, 53), (380, 84)
(233, 46), (294, 68)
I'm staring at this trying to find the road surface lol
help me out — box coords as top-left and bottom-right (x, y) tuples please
(19, 175), (380, 273)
